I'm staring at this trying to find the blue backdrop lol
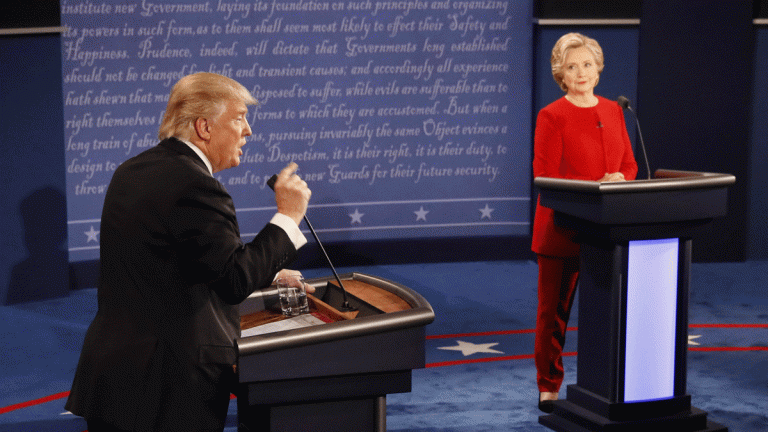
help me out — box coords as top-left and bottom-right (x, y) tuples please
(61, 0), (535, 262)
(3, 3), (768, 302)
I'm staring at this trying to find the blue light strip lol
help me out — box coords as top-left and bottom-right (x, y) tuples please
(625, 238), (679, 402)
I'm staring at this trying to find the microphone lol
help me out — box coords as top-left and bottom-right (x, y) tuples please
(617, 96), (652, 180)
(267, 175), (357, 312)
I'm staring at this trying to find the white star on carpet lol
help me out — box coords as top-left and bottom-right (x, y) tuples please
(438, 340), (504, 356)
(688, 334), (702, 346)
(414, 206), (429, 221)
(479, 204), (494, 219)
(349, 208), (364, 224)
(85, 226), (100, 243)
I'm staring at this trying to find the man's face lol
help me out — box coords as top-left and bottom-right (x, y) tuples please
(207, 99), (252, 173)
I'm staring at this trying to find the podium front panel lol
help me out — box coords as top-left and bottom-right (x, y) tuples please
(577, 239), (689, 404)
(625, 238), (679, 402)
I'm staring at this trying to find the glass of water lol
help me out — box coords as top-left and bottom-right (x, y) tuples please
(276, 274), (309, 316)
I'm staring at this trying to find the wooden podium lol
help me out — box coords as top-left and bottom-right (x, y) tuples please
(235, 272), (434, 432)
(534, 169), (734, 432)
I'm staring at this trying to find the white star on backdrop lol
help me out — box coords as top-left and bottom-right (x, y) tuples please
(438, 340), (504, 356)
(414, 206), (429, 221)
(479, 204), (494, 219)
(85, 226), (100, 243)
(349, 208), (364, 224)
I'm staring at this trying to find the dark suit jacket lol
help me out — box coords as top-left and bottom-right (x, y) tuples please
(65, 138), (298, 431)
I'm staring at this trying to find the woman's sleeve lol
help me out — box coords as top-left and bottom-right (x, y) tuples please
(533, 109), (563, 178)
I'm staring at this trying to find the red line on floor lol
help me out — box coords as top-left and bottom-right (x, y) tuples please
(426, 327), (577, 340)
(426, 352), (576, 368)
(689, 346), (768, 352)
(689, 323), (768, 329)
(0, 391), (69, 415)
(427, 323), (768, 340)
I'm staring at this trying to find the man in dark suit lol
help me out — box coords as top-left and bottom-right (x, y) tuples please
(65, 72), (312, 432)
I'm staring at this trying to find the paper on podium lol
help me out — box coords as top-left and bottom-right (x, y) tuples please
(240, 312), (330, 337)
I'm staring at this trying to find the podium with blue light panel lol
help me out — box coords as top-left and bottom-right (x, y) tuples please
(534, 169), (733, 432)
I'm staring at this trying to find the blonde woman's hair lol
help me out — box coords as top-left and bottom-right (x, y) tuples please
(158, 72), (258, 140)
(551, 32), (605, 92)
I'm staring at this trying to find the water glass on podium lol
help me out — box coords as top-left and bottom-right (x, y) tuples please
(276, 275), (309, 316)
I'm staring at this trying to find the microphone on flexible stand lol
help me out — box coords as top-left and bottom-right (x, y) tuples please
(267, 175), (357, 312)
(617, 95), (652, 180)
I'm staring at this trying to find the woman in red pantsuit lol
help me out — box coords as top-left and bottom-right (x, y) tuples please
(532, 33), (638, 413)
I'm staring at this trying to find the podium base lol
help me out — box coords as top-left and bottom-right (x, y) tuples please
(539, 400), (727, 432)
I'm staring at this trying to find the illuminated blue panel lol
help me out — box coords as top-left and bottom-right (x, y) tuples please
(625, 238), (679, 402)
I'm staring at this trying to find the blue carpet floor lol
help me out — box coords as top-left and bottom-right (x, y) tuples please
(1, 260), (766, 431)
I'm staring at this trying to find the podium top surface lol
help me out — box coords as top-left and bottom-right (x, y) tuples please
(236, 272), (434, 357)
(534, 169), (735, 194)
(534, 169), (735, 229)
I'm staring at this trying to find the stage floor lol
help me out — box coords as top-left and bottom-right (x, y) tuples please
(2, 260), (766, 431)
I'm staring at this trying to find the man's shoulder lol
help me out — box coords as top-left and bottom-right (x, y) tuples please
(119, 139), (205, 175)
(108, 143), (215, 204)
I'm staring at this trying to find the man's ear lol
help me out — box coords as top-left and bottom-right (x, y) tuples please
(193, 117), (212, 141)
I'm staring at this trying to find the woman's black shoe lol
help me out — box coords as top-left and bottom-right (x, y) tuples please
(538, 394), (556, 413)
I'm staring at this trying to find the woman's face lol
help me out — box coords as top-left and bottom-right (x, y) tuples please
(562, 46), (599, 96)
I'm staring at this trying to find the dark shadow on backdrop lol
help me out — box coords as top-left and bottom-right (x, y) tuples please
(5, 187), (73, 305)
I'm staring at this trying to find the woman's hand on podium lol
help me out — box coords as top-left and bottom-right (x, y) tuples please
(598, 172), (626, 182)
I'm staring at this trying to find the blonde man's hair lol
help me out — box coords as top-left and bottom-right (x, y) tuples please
(158, 72), (258, 140)
(551, 32), (605, 92)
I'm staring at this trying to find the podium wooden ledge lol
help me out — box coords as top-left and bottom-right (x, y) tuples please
(237, 273), (434, 359)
